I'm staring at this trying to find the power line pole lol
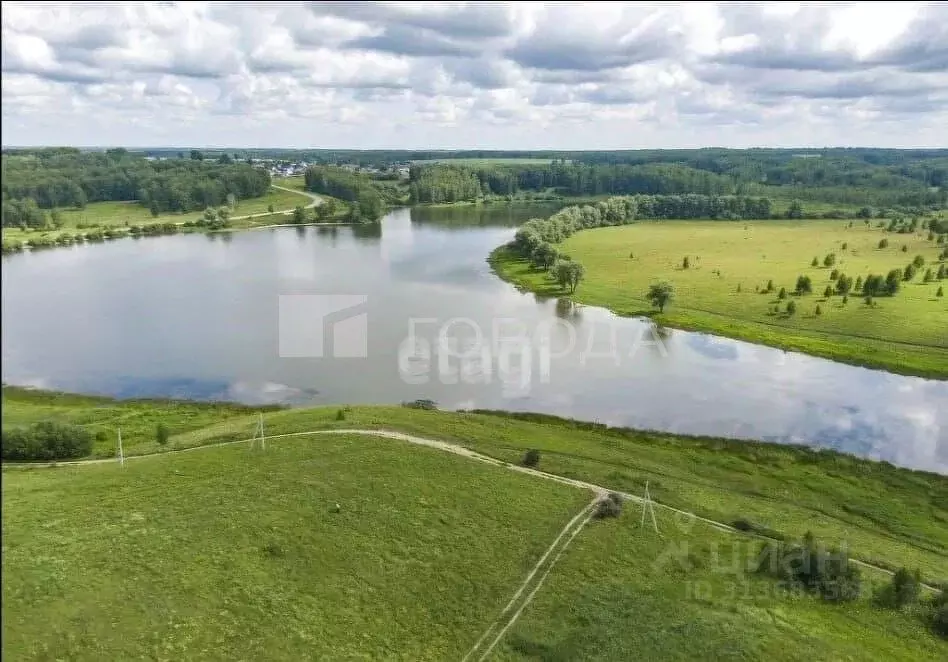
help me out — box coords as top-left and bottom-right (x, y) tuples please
(117, 428), (124, 468)
(641, 480), (658, 533)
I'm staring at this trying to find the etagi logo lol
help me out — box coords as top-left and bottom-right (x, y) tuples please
(278, 295), (368, 358)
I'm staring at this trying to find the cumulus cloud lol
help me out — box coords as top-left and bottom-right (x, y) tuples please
(2, 1), (946, 147)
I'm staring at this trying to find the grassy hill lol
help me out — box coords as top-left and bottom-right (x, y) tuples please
(3, 388), (947, 660)
(491, 219), (948, 377)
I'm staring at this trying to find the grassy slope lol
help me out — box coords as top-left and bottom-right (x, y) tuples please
(2, 434), (588, 660)
(3, 390), (946, 660)
(1, 181), (313, 243)
(495, 513), (947, 661)
(4, 388), (946, 579)
(491, 219), (948, 378)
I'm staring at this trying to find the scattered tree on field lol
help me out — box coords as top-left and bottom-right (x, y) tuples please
(778, 287), (787, 299)
(815, 304), (822, 316)
(823, 286), (833, 298)
(646, 281), (675, 313)
(682, 256), (690, 269)
(553, 260), (585, 294)
(830, 269), (839, 280)
(267, 204), (275, 213)
(938, 286), (944, 297)
(924, 268), (934, 283)
(875, 568), (921, 609)
(786, 300), (796, 315)
(811, 256), (819, 267)
(904, 264), (916, 281)
(878, 238), (889, 249)
(913, 254), (926, 268)
(795, 275), (813, 294)
(156, 423), (169, 446)
(823, 253), (836, 267)
(522, 449), (541, 467)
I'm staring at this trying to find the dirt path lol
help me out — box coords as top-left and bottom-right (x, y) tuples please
(462, 496), (600, 662)
(228, 184), (322, 221)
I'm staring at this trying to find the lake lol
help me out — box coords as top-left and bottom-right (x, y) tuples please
(3, 204), (946, 473)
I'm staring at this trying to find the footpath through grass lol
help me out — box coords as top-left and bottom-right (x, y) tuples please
(491, 219), (948, 378)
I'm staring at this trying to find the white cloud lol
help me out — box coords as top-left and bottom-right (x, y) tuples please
(2, 1), (946, 148)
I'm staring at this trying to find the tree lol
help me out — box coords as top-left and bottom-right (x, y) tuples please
(902, 244), (908, 252)
(149, 200), (160, 217)
(815, 304), (822, 316)
(885, 269), (902, 295)
(190, 149), (204, 161)
(842, 295), (848, 305)
(878, 238), (889, 249)
(823, 253), (836, 267)
(786, 300), (797, 315)
(156, 424), (170, 446)
(829, 269), (839, 280)
(778, 287), (787, 299)
(823, 285), (833, 298)
(787, 200), (803, 219)
(203, 207), (216, 222)
(766, 279), (774, 292)
(913, 254), (925, 268)
(938, 286), (944, 297)
(292, 206), (306, 224)
(531, 242), (559, 270)
(841, 242), (848, 250)
(835, 275), (853, 295)
(924, 268), (934, 283)
(811, 256), (819, 267)
(267, 204), (275, 213)
(646, 281), (675, 313)
(522, 449), (540, 467)
(855, 275), (863, 291)
(795, 275), (813, 294)
(216, 206), (230, 224)
(938, 265), (946, 280)
(682, 256), (690, 269)
(904, 264), (916, 281)
(553, 260), (585, 293)
(50, 209), (64, 229)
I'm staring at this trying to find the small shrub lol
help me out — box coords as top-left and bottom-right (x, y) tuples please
(878, 238), (889, 249)
(786, 300), (797, 315)
(842, 295), (848, 305)
(522, 449), (541, 467)
(875, 567), (921, 608)
(937, 286), (944, 297)
(841, 242), (848, 250)
(823, 253), (836, 267)
(829, 269), (839, 280)
(736, 283), (741, 293)
(902, 245), (908, 252)
(934, 605), (948, 638)
(262, 541), (286, 558)
(766, 279), (774, 292)
(401, 399), (438, 410)
(595, 493), (623, 519)
(811, 256), (819, 267)
(823, 286), (833, 298)
(778, 287), (787, 300)
(95, 429), (109, 442)
(913, 254), (925, 268)
(335, 408), (347, 421)
(156, 423), (170, 446)
(815, 304), (822, 316)
(682, 256), (690, 269)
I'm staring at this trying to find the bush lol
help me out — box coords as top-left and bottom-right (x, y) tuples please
(335, 408), (347, 421)
(795, 275), (813, 294)
(823, 286), (833, 298)
(934, 605), (948, 638)
(875, 567), (921, 608)
(522, 449), (541, 467)
(755, 532), (861, 602)
(786, 300), (797, 315)
(815, 304), (822, 316)
(878, 238), (889, 249)
(811, 256), (819, 267)
(778, 287), (787, 299)
(1, 421), (93, 461)
(401, 399), (438, 410)
(595, 493), (623, 519)
(156, 423), (170, 446)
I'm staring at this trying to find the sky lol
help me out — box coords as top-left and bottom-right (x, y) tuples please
(2, 1), (947, 149)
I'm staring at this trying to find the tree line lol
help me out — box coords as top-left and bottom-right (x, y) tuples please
(2, 148), (271, 226)
(407, 155), (947, 208)
(303, 166), (388, 222)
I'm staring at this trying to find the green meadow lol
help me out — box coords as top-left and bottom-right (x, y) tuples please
(2, 388), (946, 660)
(492, 219), (948, 377)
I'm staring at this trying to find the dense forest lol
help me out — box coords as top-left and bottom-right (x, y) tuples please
(1, 148), (271, 227)
(407, 157), (947, 209)
(303, 166), (393, 222)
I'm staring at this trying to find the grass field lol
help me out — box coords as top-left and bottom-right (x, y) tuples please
(1, 183), (313, 244)
(492, 219), (948, 378)
(495, 514), (947, 661)
(3, 388), (947, 659)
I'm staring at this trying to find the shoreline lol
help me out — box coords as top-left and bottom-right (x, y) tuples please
(488, 245), (948, 381)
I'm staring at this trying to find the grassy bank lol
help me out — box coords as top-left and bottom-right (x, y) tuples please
(490, 219), (948, 379)
(3, 388), (947, 659)
(3, 388), (947, 660)
(2, 179), (317, 250)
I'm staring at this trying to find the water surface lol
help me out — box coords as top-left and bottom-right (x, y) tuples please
(3, 204), (946, 473)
